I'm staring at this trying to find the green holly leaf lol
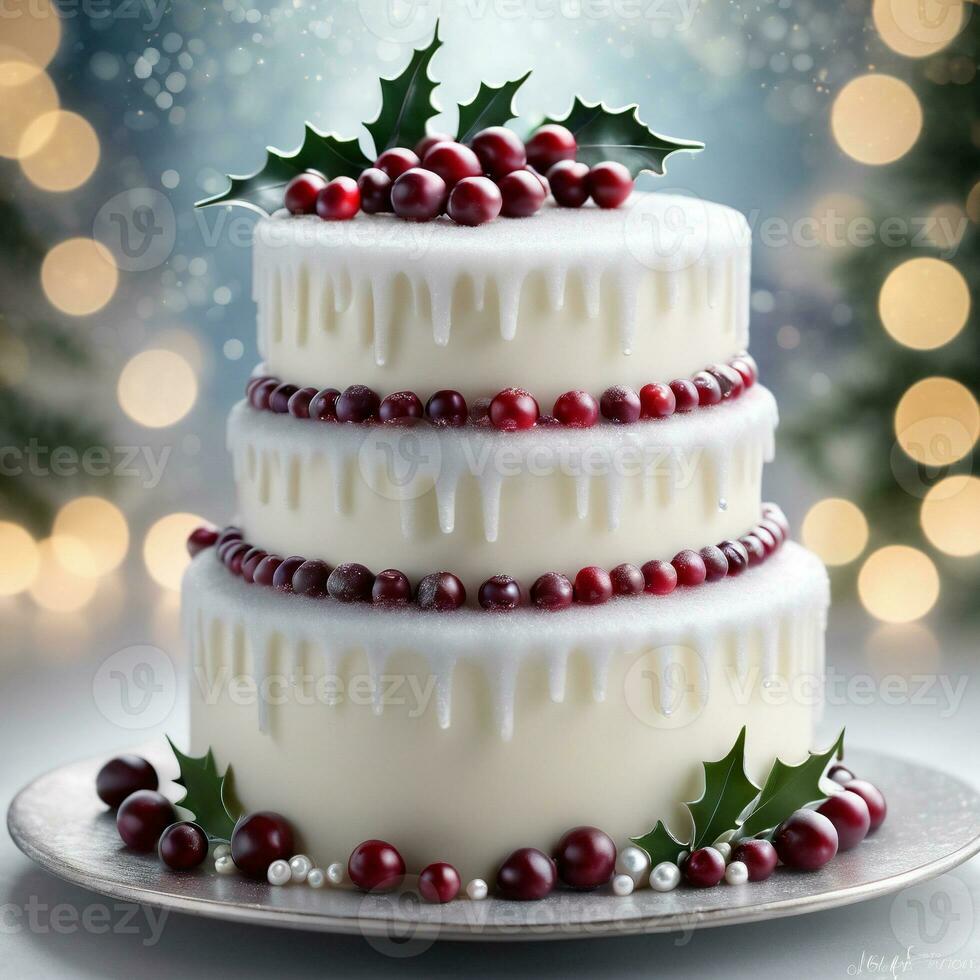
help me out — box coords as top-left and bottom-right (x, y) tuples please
(542, 96), (704, 177)
(687, 726), (759, 850)
(166, 737), (240, 842)
(455, 71), (531, 143)
(739, 729), (846, 839)
(195, 127), (371, 214)
(365, 23), (443, 155)
(630, 820), (688, 868)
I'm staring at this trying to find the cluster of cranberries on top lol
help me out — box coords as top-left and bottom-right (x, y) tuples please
(282, 123), (634, 227)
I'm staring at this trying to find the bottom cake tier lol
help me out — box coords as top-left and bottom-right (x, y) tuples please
(184, 543), (828, 880)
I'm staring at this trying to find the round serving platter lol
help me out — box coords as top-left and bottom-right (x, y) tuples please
(7, 746), (980, 942)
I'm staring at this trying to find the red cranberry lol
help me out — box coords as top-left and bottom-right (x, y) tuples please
(246, 375), (271, 399)
(96, 755), (158, 808)
(574, 566), (613, 605)
(547, 160), (590, 207)
(758, 517), (786, 547)
(327, 562), (375, 602)
(641, 559), (677, 595)
(672, 549), (707, 586)
(284, 172), (327, 215)
(708, 363), (745, 401)
(231, 811), (295, 878)
(554, 826), (616, 890)
(692, 370), (722, 406)
(610, 563), (645, 596)
(116, 790), (176, 852)
(253, 555), (283, 587)
(269, 382), (298, 414)
(371, 568), (412, 605)
(699, 545), (729, 582)
(762, 502), (790, 538)
(818, 790), (871, 851)
(221, 541), (250, 576)
(357, 167), (392, 214)
(417, 571), (466, 611)
(391, 168), (447, 222)
(348, 839), (405, 893)
(249, 378), (279, 411)
(419, 862), (461, 904)
(600, 385), (641, 423)
(668, 379), (699, 413)
(287, 386), (318, 419)
(292, 558), (331, 598)
(843, 780), (887, 832)
(718, 539), (749, 576)
(731, 839), (778, 882)
(215, 525), (242, 548)
(310, 387), (340, 422)
(315, 176), (360, 221)
(774, 809), (838, 871)
(587, 161), (633, 209)
(414, 131), (452, 159)
(379, 390), (424, 423)
(186, 526), (218, 557)
(471, 126), (526, 178)
(336, 384), (380, 423)
(530, 572), (574, 610)
(159, 821), (208, 871)
(731, 352), (758, 388)
(498, 169), (546, 217)
(478, 574), (523, 611)
(374, 146), (420, 179)
(241, 548), (268, 584)
(753, 524), (778, 556)
(525, 124), (577, 174)
(489, 387), (539, 431)
(828, 764), (855, 785)
(553, 390), (599, 427)
(272, 556), (305, 592)
(684, 847), (726, 888)
(422, 141), (482, 188)
(739, 534), (766, 565)
(496, 847), (557, 901)
(448, 175), (502, 226)
(425, 389), (468, 427)
(639, 382), (676, 419)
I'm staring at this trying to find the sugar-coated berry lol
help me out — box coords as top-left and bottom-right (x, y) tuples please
(525, 124), (577, 174)
(327, 562), (375, 603)
(391, 168), (447, 222)
(241, 548), (267, 584)
(478, 574), (523, 611)
(600, 385), (641, 424)
(554, 826), (617, 890)
(708, 363), (745, 401)
(774, 809), (839, 871)
(336, 384), (380, 423)
(639, 382), (676, 419)
(419, 862), (461, 904)
(268, 556), (303, 592)
(684, 847), (726, 888)
(414, 131), (453, 159)
(672, 549), (707, 586)
(496, 847), (557, 901)
(284, 172), (327, 215)
(498, 169), (546, 218)
(287, 386), (318, 419)
(762, 502), (790, 539)
(730, 839), (778, 882)
(220, 541), (249, 576)
(371, 568), (412, 605)
(530, 571), (574, 610)
(547, 160), (590, 207)
(692, 370), (722, 406)
(116, 790), (176, 852)
(668, 379), (699, 413)
(291, 558), (331, 599)
(96, 755), (158, 808)
(231, 811), (295, 878)
(348, 839), (405, 893)
(448, 176), (502, 226)
(699, 545), (730, 582)
(758, 517), (786, 548)
(374, 147), (420, 179)
(610, 563), (645, 596)
(587, 161), (633, 209)
(641, 559), (677, 595)
(245, 375), (270, 399)
(422, 141), (482, 188)
(817, 790), (871, 851)
(574, 566), (613, 605)
(310, 387), (340, 422)
(843, 780), (887, 832)
(315, 176), (360, 221)
(753, 524), (778, 556)
(489, 387), (539, 431)
(416, 571), (466, 611)
(425, 389), (468, 427)
(357, 167), (392, 214)
(249, 378), (279, 411)
(215, 524), (241, 547)
(471, 126), (526, 178)
(253, 555), (284, 587)
(731, 352), (758, 388)
(159, 821), (208, 871)
(379, 390), (424, 423)
(718, 539), (749, 577)
(186, 526), (218, 558)
(828, 764), (855, 785)
(269, 382), (298, 414)
(739, 534), (766, 565)
(553, 390), (599, 428)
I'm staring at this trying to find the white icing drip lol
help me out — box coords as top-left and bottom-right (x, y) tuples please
(547, 649), (568, 703)
(371, 274), (393, 366)
(575, 475), (591, 521)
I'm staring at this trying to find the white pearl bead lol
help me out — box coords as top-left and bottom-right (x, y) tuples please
(214, 855), (236, 875)
(326, 862), (345, 886)
(267, 859), (291, 886)
(213, 843), (231, 860)
(715, 842), (732, 862)
(615, 845), (650, 883)
(649, 861), (681, 892)
(289, 854), (313, 883)
(307, 868), (326, 889)
(465, 878), (489, 901)
(725, 860), (749, 885)
(612, 874), (635, 897)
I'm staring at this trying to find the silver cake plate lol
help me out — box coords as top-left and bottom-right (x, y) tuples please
(7, 746), (980, 942)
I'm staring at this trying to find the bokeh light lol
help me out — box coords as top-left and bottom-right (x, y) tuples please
(0, 68), (58, 158)
(858, 545), (940, 623)
(924, 203), (966, 251)
(0, 0), (62, 77)
(808, 192), (867, 248)
(41, 238), (118, 316)
(28, 538), (98, 613)
(143, 513), (203, 591)
(878, 258), (969, 349)
(831, 74), (922, 165)
(801, 498), (869, 566)
(894, 377), (979, 466)
(52, 497), (129, 577)
(967, 182), (980, 224)
(118, 350), (198, 428)
(0, 522), (40, 596)
(872, 0), (966, 58)
(921, 476), (980, 557)
(18, 110), (100, 191)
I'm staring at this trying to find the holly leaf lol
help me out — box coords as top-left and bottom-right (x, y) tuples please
(195, 127), (371, 214)
(455, 71), (531, 143)
(739, 730), (845, 839)
(542, 96), (704, 177)
(365, 23), (443, 155)
(166, 737), (240, 842)
(630, 820), (688, 868)
(687, 726), (759, 850)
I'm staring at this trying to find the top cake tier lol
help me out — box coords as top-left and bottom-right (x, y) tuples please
(253, 193), (751, 400)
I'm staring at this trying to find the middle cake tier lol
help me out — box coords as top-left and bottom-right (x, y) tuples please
(229, 383), (777, 584)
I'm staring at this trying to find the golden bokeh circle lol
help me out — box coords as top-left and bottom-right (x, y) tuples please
(0, 522), (40, 596)
(117, 350), (198, 428)
(872, 0), (966, 58)
(894, 377), (979, 466)
(143, 513), (204, 591)
(29, 537), (98, 613)
(831, 74), (922, 166)
(18, 110), (100, 191)
(921, 475), (980, 557)
(925, 203), (966, 251)
(858, 545), (940, 623)
(41, 238), (118, 316)
(53, 496), (130, 577)
(967, 182), (980, 224)
(808, 192), (868, 248)
(0, 67), (58, 158)
(878, 258), (969, 350)
(801, 498), (870, 566)
(0, 0), (62, 77)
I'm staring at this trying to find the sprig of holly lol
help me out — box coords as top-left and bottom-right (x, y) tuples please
(167, 737), (240, 842)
